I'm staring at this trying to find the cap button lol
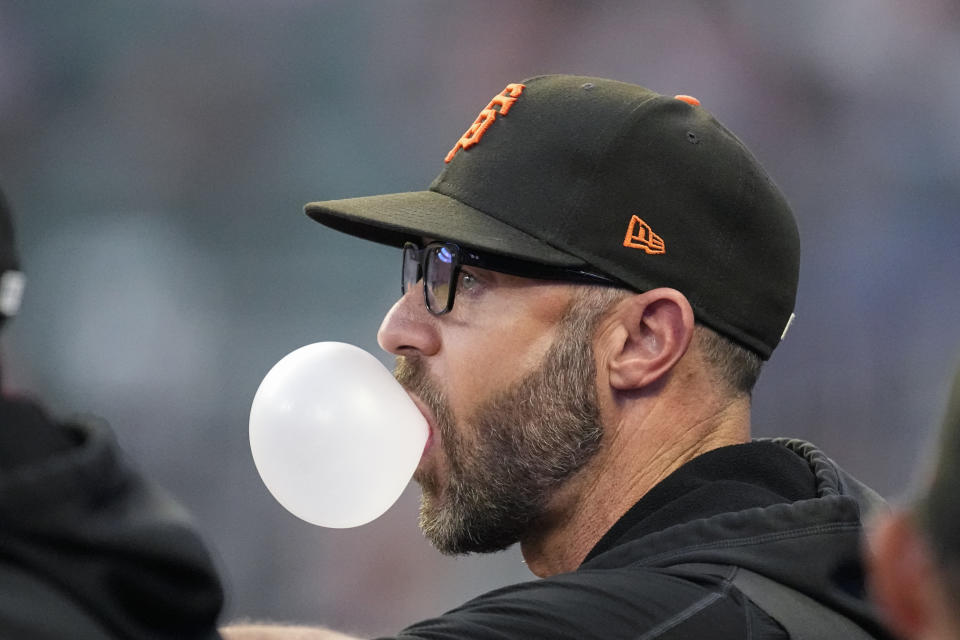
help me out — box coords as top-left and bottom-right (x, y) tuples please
(674, 94), (701, 106)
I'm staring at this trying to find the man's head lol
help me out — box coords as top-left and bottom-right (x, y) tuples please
(0, 186), (25, 334)
(305, 75), (799, 554)
(391, 285), (616, 554)
(869, 364), (960, 640)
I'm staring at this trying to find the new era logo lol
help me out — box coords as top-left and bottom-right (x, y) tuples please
(623, 215), (665, 254)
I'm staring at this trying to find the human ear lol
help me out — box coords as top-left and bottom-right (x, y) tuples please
(605, 288), (695, 391)
(867, 510), (940, 639)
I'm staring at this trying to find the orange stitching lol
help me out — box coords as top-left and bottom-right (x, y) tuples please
(623, 215), (665, 254)
(445, 83), (525, 162)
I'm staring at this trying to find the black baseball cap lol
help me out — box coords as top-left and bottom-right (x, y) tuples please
(306, 74), (800, 359)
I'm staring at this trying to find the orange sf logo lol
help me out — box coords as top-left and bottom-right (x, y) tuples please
(445, 83), (525, 163)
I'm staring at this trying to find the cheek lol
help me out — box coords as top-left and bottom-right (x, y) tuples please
(436, 281), (574, 419)
(440, 326), (559, 420)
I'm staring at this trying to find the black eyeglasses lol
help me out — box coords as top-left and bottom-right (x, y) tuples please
(401, 241), (625, 315)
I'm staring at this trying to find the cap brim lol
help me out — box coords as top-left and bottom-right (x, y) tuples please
(305, 189), (584, 267)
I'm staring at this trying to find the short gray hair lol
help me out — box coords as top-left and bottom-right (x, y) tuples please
(694, 324), (764, 396)
(571, 286), (763, 397)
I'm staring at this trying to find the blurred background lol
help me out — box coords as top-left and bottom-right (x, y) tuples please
(1, 0), (958, 636)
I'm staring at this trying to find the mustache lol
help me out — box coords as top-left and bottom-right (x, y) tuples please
(394, 356), (447, 429)
(393, 355), (428, 394)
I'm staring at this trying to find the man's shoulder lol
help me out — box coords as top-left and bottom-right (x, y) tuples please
(0, 399), (225, 639)
(0, 558), (116, 639)
(387, 564), (784, 640)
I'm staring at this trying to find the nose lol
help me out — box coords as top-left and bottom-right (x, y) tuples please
(377, 285), (441, 357)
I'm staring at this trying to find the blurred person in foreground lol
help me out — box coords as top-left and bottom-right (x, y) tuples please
(869, 364), (960, 640)
(223, 75), (894, 639)
(0, 185), (224, 639)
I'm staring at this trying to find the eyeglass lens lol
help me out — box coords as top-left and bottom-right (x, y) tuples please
(425, 244), (457, 313)
(401, 243), (460, 314)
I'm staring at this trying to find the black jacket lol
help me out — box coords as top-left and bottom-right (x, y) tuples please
(386, 439), (895, 639)
(0, 395), (224, 639)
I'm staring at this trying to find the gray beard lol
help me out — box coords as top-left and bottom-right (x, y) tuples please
(394, 305), (604, 555)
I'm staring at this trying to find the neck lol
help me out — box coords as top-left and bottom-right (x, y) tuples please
(519, 393), (750, 577)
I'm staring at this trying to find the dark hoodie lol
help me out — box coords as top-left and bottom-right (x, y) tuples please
(385, 439), (894, 639)
(0, 395), (224, 639)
